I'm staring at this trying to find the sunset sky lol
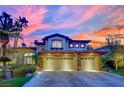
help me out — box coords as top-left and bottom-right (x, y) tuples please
(0, 5), (124, 48)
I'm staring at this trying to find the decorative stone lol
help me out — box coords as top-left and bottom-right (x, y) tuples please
(25, 73), (33, 77)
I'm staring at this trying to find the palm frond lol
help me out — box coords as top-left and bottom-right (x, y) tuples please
(0, 11), (28, 47)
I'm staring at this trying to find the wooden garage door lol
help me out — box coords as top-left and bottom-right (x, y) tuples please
(44, 56), (76, 71)
(81, 57), (96, 71)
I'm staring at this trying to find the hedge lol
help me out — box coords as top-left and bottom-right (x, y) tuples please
(0, 69), (4, 79)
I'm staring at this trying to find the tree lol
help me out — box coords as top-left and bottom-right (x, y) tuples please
(13, 16), (28, 58)
(32, 54), (42, 67)
(0, 11), (28, 57)
(0, 11), (28, 79)
(0, 12), (11, 57)
(0, 57), (11, 69)
(21, 42), (27, 47)
(34, 40), (39, 47)
(105, 34), (122, 70)
(32, 54), (41, 63)
(100, 57), (106, 66)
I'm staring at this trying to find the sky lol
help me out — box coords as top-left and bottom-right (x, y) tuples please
(0, 5), (124, 48)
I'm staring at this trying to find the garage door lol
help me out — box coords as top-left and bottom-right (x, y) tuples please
(44, 56), (77, 71)
(81, 57), (96, 71)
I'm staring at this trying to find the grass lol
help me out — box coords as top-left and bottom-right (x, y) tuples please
(0, 76), (32, 87)
(112, 69), (124, 76)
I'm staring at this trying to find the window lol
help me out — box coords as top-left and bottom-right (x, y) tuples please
(70, 44), (73, 48)
(52, 40), (62, 48)
(75, 44), (79, 48)
(80, 44), (84, 48)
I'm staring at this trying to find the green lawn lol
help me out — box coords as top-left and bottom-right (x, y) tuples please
(112, 69), (124, 76)
(0, 77), (32, 87)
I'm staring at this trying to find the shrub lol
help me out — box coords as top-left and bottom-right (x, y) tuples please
(0, 57), (11, 62)
(0, 69), (4, 79)
(10, 64), (20, 70)
(13, 65), (36, 77)
(13, 69), (23, 77)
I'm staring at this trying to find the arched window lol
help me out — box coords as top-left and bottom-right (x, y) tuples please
(24, 53), (34, 64)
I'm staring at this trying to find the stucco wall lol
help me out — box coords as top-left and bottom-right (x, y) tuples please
(44, 36), (67, 51)
(44, 35), (88, 51)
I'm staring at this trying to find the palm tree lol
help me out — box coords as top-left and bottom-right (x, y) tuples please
(12, 16), (28, 58)
(0, 11), (28, 79)
(0, 12), (12, 57)
(0, 12), (28, 57)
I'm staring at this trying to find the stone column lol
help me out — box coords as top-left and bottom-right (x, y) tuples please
(4, 68), (13, 80)
(95, 55), (101, 70)
(77, 53), (81, 71)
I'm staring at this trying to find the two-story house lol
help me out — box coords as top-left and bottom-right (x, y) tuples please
(34, 33), (106, 71)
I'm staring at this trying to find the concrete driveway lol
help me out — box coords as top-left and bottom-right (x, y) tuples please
(23, 71), (124, 87)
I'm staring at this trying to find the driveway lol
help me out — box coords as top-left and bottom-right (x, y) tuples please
(23, 71), (124, 87)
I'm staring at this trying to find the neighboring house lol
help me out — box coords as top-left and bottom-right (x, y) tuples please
(34, 33), (107, 71)
(12, 47), (36, 65)
(0, 47), (36, 65)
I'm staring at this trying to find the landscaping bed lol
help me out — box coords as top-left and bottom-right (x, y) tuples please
(0, 76), (32, 87)
(13, 64), (36, 77)
(0, 64), (36, 87)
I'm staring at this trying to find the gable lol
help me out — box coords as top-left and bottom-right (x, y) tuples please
(42, 33), (71, 41)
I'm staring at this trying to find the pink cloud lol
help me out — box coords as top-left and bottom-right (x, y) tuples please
(50, 6), (104, 29)
(73, 27), (124, 48)
(104, 6), (124, 27)
(12, 5), (105, 34)
(13, 6), (50, 35)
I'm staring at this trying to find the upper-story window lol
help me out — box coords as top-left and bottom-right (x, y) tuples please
(80, 44), (85, 48)
(70, 44), (73, 48)
(52, 40), (62, 48)
(75, 44), (79, 48)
